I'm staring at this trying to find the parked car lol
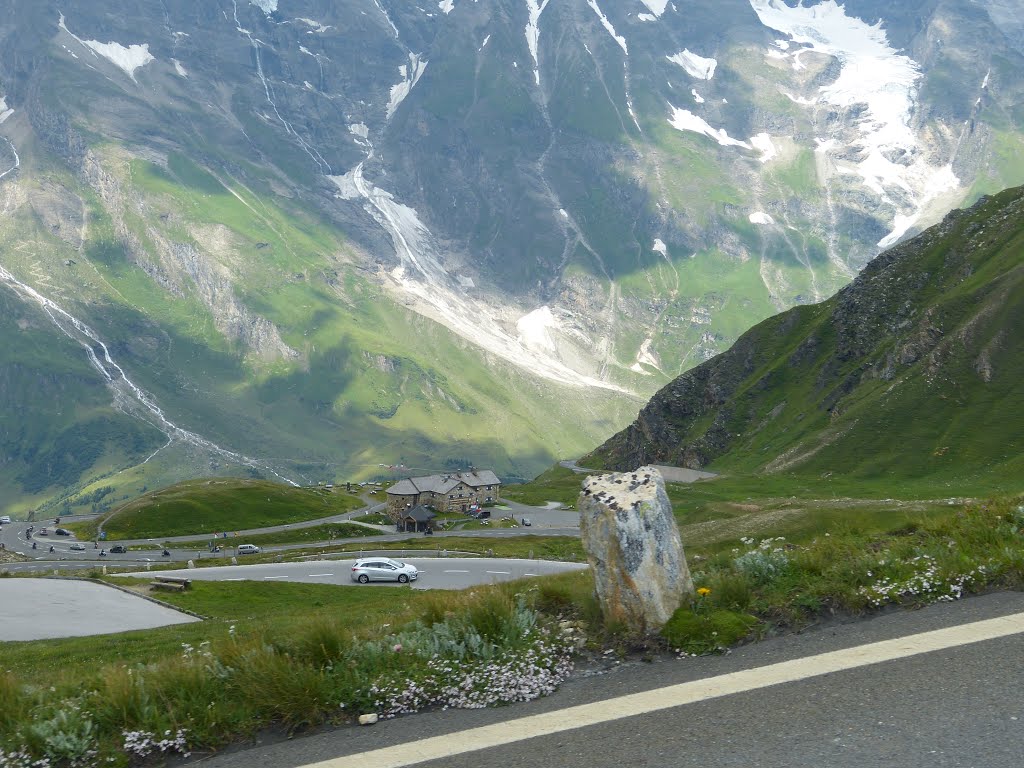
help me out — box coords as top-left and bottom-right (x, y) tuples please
(54, 528), (71, 536)
(474, 509), (491, 519)
(109, 545), (128, 554)
(521, 518), (532, 526)
(0, 515), (11, 524)
(69, 542), (86, 551)
(350, 557), (418, 584)
(237, 544), (261, 555)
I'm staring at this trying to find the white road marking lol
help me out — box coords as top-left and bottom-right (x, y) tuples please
(224, 578), (245, 581)
(443, 569), (470, 573)
(262, 576), (289, 580)
(299, 611), (1024, 768)
(486, 571), (511, 575)
(523, 573), (538, 577)
(308, 573), (335, 577)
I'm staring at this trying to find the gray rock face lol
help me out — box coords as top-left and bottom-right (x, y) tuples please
(578, 467), (693, 633)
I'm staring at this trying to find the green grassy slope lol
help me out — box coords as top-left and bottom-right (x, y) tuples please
(588, 186), (1024, 489)
(71, 479), (365, 540)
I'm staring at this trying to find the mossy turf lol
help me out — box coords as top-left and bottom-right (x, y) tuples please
(70, 479), (365, 541)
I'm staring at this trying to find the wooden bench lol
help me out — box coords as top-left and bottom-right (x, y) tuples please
(149, 575), (192, 592)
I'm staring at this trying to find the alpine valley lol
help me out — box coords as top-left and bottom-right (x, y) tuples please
(1, 0), (1023, 515)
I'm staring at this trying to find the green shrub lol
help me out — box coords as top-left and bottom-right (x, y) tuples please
(733, 539), (790, 585)
(706, 572), (753, 611)
(535, 581), (577, 615)
(25, 702), (97, 765)
(289, 618), (352, 667)
(661, 608), (757, 655)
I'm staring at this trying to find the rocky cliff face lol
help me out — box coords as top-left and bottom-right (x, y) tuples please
(1, 0), (1024, 509)
(588, 186), (1024, 483)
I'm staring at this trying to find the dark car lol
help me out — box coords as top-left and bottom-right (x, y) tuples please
(475, 509), (491, 519)
(54, 528), (71, 536)
(109, 545), (128, 554)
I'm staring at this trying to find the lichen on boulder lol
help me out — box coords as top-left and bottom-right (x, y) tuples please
(578, 466), (693, 633)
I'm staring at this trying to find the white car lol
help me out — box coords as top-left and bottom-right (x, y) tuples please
(237, 544), (261, 555)
(0, 515), (11, 524)
(69, 542), (86, 551)
(350, 557), (418, 584)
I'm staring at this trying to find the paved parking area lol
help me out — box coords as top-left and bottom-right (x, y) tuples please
(0, 579), (201, 641)
(118, 558), (587, 590)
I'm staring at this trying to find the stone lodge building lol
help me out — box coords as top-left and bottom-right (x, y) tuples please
(385, 470), (501, 516)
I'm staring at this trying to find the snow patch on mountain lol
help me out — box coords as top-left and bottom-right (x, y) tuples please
(627, 91), (642, 132)
(439, 0), (455, 14)
(749, 212), (774, 225)
(517, 306), (559, 353)
(525, 1), (551, 86)
(750, 133), (776, 163)
(480, 34), (491, 51)
(652, 238), (667, 256)
(587, 0), (628, 54)
(748, 0), (960, 248)
(0, 96), (13, 124)
(877, 164), (959, 247)
(0, 136), (19, 180)
(329, 170), (361, 200)
(638, 14), (656, 22)
(250, 0), (277, 14)
(639, 0), (669, 16)
(83, 40), (154, 80)
(691, 89), (704, 104)
(630, 338), (661, 374)
(668, 107), (749, 148)
(295, 18), (332, 33)
(667, 50), (716, 80)
(59, 14), (154, 81)
(387, 53), (428, 120)
(172, 59), (188, 77)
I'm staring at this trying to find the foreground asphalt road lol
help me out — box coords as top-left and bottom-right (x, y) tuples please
(190, 591), (1024, 768)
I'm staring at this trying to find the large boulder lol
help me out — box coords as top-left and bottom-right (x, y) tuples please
(578, 466), (693, 633)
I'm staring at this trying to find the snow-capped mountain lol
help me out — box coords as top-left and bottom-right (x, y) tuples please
(0, 0), (1022, 511)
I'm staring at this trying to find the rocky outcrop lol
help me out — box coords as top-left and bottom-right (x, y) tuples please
(578, 467), (692, 633)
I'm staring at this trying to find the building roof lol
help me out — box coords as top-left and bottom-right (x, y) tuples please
(387, 479), (420, 496)
(458, 469), (501, 487)
(402, 505), (436, 522)
(386, 470), (501, 496)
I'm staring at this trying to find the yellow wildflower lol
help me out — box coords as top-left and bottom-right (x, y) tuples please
(697, 587), (711, 597)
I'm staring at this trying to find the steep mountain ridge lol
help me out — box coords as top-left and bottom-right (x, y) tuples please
(1, 0), (1024, 512)
(588, 185), (1024, 484)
